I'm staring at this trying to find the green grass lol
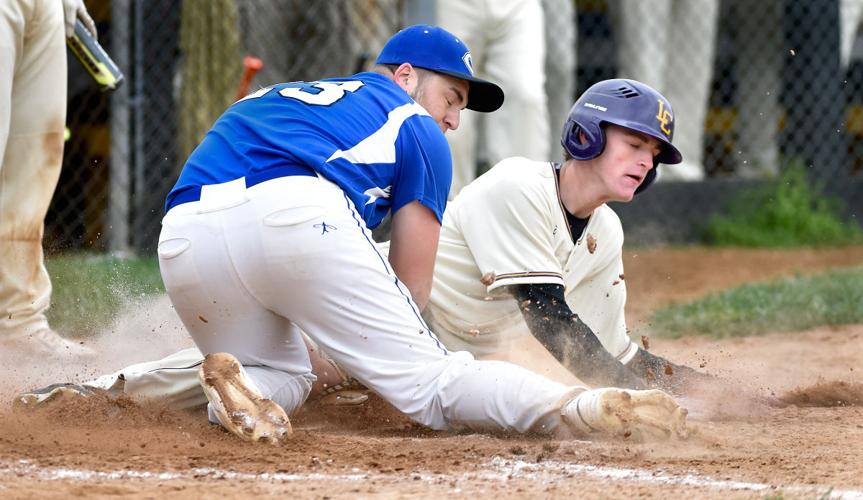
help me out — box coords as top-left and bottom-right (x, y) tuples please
(647, 266), (863, 339)
(702, 163), (863, 247)
(46, 253), (164, 337)
(45, 252), (863, 342)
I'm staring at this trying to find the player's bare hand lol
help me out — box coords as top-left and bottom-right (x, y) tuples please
(563, 388), (689, 441)
(62, 0), (97, 39)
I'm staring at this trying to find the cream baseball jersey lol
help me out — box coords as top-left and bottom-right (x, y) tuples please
(424, 157), (639, 362)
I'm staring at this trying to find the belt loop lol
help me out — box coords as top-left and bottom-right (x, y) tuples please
(197, 177), (249, 213)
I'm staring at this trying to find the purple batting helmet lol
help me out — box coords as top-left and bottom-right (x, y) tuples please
(561, 79), (683, 194)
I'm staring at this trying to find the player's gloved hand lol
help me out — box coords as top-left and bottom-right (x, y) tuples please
(62, 0), (97, 39)
(562, 388), (689, 441)
(627, 347), (714, 396)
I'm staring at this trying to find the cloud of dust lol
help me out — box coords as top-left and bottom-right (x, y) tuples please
(675, 376), (779, 422)
(778, 380), (863, 407)
(0, 294), (191, 404)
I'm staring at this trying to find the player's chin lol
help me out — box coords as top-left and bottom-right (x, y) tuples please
(611, 183), (638, 202)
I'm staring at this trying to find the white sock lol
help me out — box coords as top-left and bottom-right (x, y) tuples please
(562, 388), (614, 434)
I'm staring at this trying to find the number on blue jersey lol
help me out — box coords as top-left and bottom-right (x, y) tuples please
(238, 81), (364, 106)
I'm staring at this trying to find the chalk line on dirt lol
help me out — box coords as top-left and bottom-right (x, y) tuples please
(488, 457), (863, 498)
(1, 457), (861, 499)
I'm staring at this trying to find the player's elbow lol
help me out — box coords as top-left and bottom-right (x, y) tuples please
(408, 282), (431, 311)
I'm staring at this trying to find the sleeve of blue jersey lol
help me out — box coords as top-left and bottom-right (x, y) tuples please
(389, 117), (452, 224)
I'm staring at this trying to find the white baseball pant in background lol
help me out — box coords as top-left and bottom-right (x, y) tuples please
(0, 0), (67, 340)
(436, 0), (551, 197)
(610, 0), (719, 181)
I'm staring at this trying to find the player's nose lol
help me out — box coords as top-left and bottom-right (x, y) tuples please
(638, 150), (653, 169)
(445, 109), (460, 132)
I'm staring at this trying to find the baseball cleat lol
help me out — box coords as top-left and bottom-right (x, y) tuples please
(199, 352), (292, 445)
(562, 388), (689, 441)
(13, 383), (98, 410)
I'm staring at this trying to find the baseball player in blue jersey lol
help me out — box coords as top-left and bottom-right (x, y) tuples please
(17, 28), (691, 444)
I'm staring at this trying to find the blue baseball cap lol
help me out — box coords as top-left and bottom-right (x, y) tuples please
(376, 25), (504, 112)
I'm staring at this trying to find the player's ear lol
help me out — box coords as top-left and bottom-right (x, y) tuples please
(578, 130), (588, 145)
(392, 63), (419, 94)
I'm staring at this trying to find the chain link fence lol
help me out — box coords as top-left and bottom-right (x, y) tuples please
(50, 0), (863, 253)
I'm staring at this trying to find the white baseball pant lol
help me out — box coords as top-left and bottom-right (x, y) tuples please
(437, 0), (550, 197)
(611, 0), (719, 180)
(157, 175), (582, 434)
(0, 0), (67, 339)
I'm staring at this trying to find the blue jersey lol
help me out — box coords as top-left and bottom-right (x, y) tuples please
(166, 72), (452, 228)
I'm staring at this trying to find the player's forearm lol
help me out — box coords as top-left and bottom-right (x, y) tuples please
(402, 275), (431, 310)
(533, 313), (646, 389)
(388, 201), (440, 311)
(512, 284), (646, 389)
(388, 241), (433, 310)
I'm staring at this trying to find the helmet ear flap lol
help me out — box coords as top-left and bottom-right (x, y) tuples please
(561, 119), (604, 160)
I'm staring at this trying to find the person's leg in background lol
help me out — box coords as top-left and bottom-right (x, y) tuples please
(663, 0), (718, 181)
(610, 0), (671, 95)
(840, 0), (863, 69)
(611, 0), (718, 181)
(0, 0), (90, 357)
(437, 0), (549, 197)
(541, 0), (576, 162)
(436, 0), (487, 198)
(480, 0), (550, 169)
(732, 0), (781, 178)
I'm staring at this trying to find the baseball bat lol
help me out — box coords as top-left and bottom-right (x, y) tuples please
(66, 18), (125, 92)
(235, 56), (264, 100)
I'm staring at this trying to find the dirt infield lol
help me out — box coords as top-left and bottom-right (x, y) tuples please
(1, 246), (862, 498)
